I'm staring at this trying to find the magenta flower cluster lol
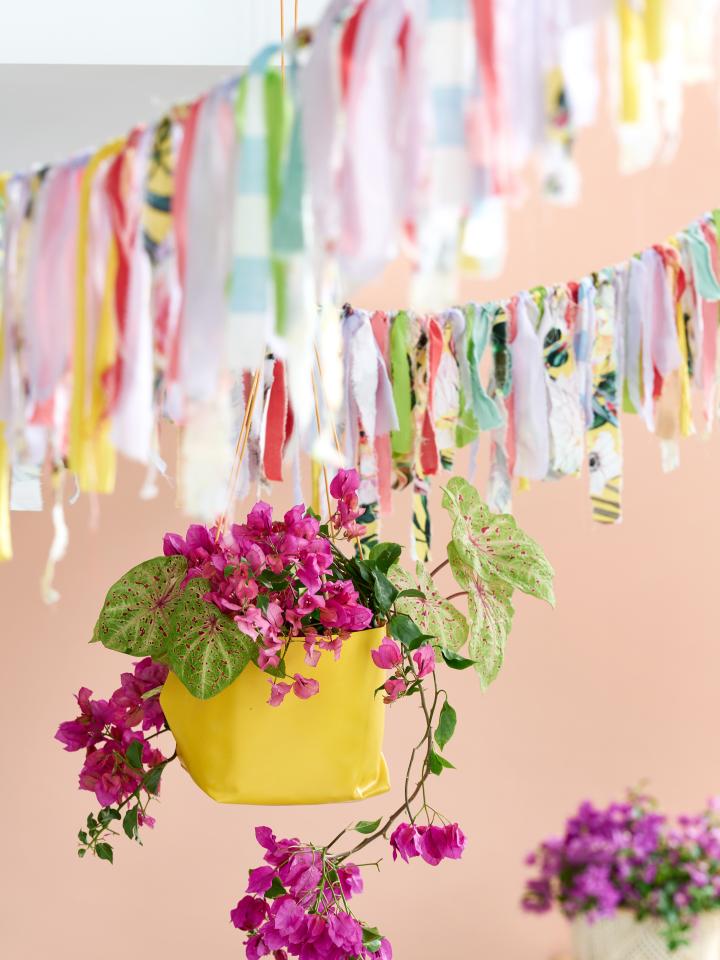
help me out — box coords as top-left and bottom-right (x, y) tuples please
(163, 469), (373, 705)
(54, 658), (169, 812)
(230, 827), (391, 960)
(522, 794), (720, 950)
(390, 821), (466, 866)
(370, 635), (436, 703)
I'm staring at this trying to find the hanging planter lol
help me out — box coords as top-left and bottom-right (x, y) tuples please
(90, 469), (395, 807)
(160, 626), (389, 804)
(572, 913), (720, 960)
(59, 469), (556, 958)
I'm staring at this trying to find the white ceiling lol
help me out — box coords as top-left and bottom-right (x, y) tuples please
(0, 0), (329, 65)
(0, 66), (239, 170)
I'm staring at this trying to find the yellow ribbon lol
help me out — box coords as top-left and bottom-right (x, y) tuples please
(69, 140), (124, 493)
(617, 0), (644, 124)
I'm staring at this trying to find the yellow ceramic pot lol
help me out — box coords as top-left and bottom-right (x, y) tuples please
(160, 625), (390, 805)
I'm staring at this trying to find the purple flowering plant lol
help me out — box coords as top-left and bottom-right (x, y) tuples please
(522, 792), (720, 951)
(58, 472), (554, 958)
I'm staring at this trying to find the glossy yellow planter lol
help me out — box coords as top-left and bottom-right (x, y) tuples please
(160, 626), (390, 805)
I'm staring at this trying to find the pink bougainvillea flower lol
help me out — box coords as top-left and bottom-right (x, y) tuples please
(442, 823), (467, 860)
(267, 681), (293, 708)
(337, 863), (364, 898)
(390, 822), (422, 862)
(292, 674), (319, 700)
(231, 895), (269, 931)
(390, 821), (466, 866)
(383, 677), (407, 704)
(329, 468), (358, 501)
(303, 637), (321, 667)
(234, 606), (268, 640)
(78, 743), (142, 807)
(327, 911), (364, 955)
(257, 643), (283, 671)
(412, 644), (435, 678)
(418, 825), (449, 866)
(377, 937), (393, 959)
(55, 687), (118, 752)
(268, 896), (308, 944)
(245, 933), (270, 960)
(247, 866), (276, 895)
(317, 633), (343, 661)
(371, 637), (403, 670)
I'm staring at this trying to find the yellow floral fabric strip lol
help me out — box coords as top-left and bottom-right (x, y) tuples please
(69, 140), (124, 493)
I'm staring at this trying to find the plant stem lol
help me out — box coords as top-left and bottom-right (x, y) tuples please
(335, 664), (439, 862)
(429, 557), (449, 578)
(445, 591), (467, 602)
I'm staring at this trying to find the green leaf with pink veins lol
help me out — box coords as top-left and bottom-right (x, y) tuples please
(166, 578), (257, 700)
(441, 476), (555, 606)
(388, 561), (468, 653)
(446, 541), (515, 689)
(91, 555), (188, 662)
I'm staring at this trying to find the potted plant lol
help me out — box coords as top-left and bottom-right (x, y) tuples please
(522, 792), (720, 960)
(57, 470), (554, 957)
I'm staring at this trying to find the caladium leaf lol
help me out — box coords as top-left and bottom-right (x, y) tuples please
(389, 561), (468, 652)
(92, 555), (187, 661)
(166, 577), (256, 700)
(447, 541), (515, 689)
(441, 476), (555, 606)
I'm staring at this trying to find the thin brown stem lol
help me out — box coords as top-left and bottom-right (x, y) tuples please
(335, 665), (440, 862)
(429, 557), (449, 578)
(445, 591), (467, 602)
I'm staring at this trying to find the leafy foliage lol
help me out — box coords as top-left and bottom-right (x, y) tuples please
(389, 561), (468, 651)
(166, 578), (257, 699)
(434, 701), (457, 751)
(92, 555), (187, 661)
(447, 541), (515, 688)
(441, 476), (555, 605)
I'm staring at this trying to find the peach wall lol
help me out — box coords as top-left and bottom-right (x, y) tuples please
(2, 80), (720, 960)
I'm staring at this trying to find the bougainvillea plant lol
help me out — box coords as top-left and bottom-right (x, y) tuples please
(522, 792), (720, 951)
(57, 470), (554, 958)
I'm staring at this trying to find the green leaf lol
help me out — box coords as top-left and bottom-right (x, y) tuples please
(78, 830), (88, 844)
(92, 555), (187, 661)
(166, 577), (257, 699)
(368, 542), (402, 574)
(125, 739), (143, 770)
(144, 764), (164, 796)
(371, 569), (398, 614)
(428, 750), (455, 775)
(95, 842), (114, 864)
(389, 561), (469, 652)
(387, 613), (422, 647)
(98, 807), (121, 827)
(362, 926), (383, 952)
(441, 476), (555, 605)
(265, 877), (287, 899)
(435, 701), (457, 751)
(122, 807), (139, 841)
(77, 848), (86, 858)
(255, 593), (269, 612)
(440, 648), (476, 670)
(354, 818), (382, 835)
(447, 541), (514, 689)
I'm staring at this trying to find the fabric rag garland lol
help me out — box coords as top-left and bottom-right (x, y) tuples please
(2, 1), (720, 587)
